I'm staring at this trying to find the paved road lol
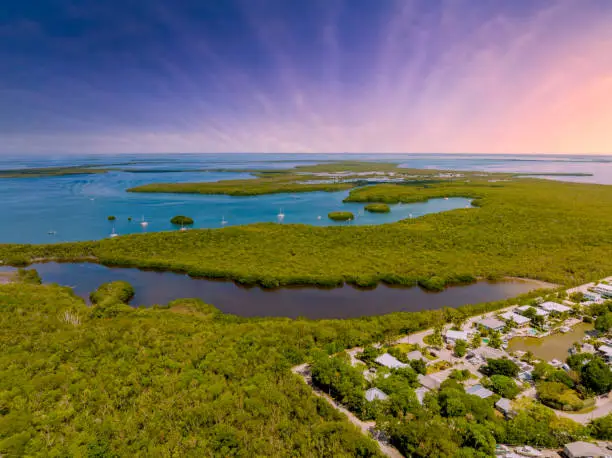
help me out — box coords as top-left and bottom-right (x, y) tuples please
(555, 394), (612, 425)
(291, 364), (404, 458)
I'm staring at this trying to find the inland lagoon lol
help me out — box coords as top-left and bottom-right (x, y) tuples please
(507, 323), (595, 361)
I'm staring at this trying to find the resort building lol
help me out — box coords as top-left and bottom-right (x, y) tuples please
(563, 441), (610, 458)
(499, 311), (531, 327)
(516, 305), (549, 317)
(476, 317), (505, 332)
(365, 388), (389, 402)
(417, 374), (441, 391)
(593, 283), (612, 298)
(445, 330), (470, 344)
(539, 301), (572, 314)
(374, 353), (408, 370)
(466, 384), (494, 399)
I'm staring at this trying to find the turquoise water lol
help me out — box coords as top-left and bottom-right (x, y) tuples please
(1, 153), (611, 244)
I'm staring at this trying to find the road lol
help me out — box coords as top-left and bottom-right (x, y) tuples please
(555, 394), (612, 425)
(291, 363), (404, 458)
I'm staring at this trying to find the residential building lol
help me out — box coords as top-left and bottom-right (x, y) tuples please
(516, 305), (549, 317)
(445, 330), (470, 343)
(466, 384), (493, 399)
(563, 441), (609, 458)
(495, 398), (515, 417)
(584, 291), (603, 302)
(415, 386), (429, 405)
(477, 317), (505, 332)
(500, 311), (531, 327)
(593, 283), (612, 298)
(406, 350), (427, 362)
(365, 388), (388, 402)
(597, 345), (612, 363)
(472, 346), (506, 360)
(417, 374), (441, 391)
(540, 301), (572, 314)
(375, 353), (408, 370)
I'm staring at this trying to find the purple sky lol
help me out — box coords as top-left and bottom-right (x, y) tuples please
(1, 0), (612, 154)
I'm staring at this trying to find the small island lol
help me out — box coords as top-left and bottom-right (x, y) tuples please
(364, 203), (390, 213)
(328, 211), (354, 221)
(107, 215), (116, 221)
(170, 215), (194, 225)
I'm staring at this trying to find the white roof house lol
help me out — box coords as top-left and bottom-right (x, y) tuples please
(477, 317), (505, 331)
(539, 301), (572, 313)
(593, 283), (612, 298)
(365, 388), (389, 402)
(500, 311), (531, 326)
(445, 330), (470, 342)
(466, 384), (494, 399)
(406, 350), (427, 362)
(495, 398), (515, 416)
(516, 305), (549, 316)
(472, 346), (506, 360)
(375, 353), (408, 369)
(417, 374), (441, 391)
(563, 441), (609, 458)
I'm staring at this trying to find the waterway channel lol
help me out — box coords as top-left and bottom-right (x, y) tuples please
(1, 262), (549, 319)
(507, 323), (595, 361)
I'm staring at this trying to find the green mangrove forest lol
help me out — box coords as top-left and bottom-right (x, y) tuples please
(3, 176), (612, 289)
(328, 211), (354, 221)
(364, 203), (390, 213)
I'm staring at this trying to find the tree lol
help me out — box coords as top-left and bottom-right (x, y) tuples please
(590, 413), (612, 440)
(537, 382), (583, 411)
(481, 358), (519, 377)
(454, 339), (467, 357)
(470, 332), (482, 349)
(359, 345), (381, 365)
(427, 326), (444, 348)
(581, 358), (612, 395)
(569, 292), (584, 303)
(488, 331), (502, 349)
(410, 359), (427, 375)
(595, 312), (612, 333)
(487, 375), (520, 399)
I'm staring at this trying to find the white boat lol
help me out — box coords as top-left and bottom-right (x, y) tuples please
(179, 223), (187, 232)
(221, 216), (228, 225)
(48, 230), (57, 235)
(444, 197), (449, 200)
(317, 215), (322, 220)
(140, 215), (149, 227)
(109, 226), (118, 238)
(277, 208), (285, 222)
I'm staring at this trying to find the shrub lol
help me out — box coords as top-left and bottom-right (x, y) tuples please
(487, 375), (520, 399)
(107, 215), (116, 221)
(537, 381), (584, 411)
(327, 212), (354, 221)
(89, 281), (135, 307)
(595, 312), (612, 333)
(364, 203), (390, 213)
(170, 215), (194, 225)
(590, 414), (612, 440)
(481, 359), (519, 377)
(16, 268), (41, 285)
(581, 358), (612, 394)
(454, 339), (467, 357)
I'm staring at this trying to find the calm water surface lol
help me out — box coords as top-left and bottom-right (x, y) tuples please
(1, 262), (547, 319)
(507, 323), (594, 361)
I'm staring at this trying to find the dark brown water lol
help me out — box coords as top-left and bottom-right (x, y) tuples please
(2, 262), (548, 319)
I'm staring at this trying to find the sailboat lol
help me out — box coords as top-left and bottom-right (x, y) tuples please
(317, 215), (322, 220)
(221, 216), (228, 225)
(48, 229), (57, 235)
(179, 223), (187, 232)
(109, 226), (118, 238)
(140, 215), (149, 227)
(277, 208), (285, 222)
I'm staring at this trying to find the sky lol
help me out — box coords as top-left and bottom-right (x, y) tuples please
(1, 0), (612, 155)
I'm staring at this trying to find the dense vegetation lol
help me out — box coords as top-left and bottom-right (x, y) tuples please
(107, 215), (116, 221)
(328, 211), (354, 222)
(170, 215), (194, 225)
(364, 203), (390, 213)
(4, 177), (612, 289)
(0, 166), (111, 178)
(0, 280), (566, 456)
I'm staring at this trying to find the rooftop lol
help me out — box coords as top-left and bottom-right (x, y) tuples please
(417, 374), (441, 391)
(495, 397), (513, 413)
(365, 387), (389, 402)
(375, 353), (408, 369)
(516, 305), (549, 316)
(477, 317), (506, 330)
(500, 311), (531, 325)
(466, 384), (494, 399)
(564, 440), (608, 457)
(539, 301), (572, 313)
(406, 350), (426, 361)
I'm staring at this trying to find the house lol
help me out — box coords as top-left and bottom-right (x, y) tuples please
(540, 301), (572, 314)
(365, 388), (388, 402)
(406, 350), (427, 362)
(516, 305), (549, 317)
(415, 386), (429, 405)
(417, 374), (441, 391)
(445, 330), (470, 344)
(563, 441), (609, 458)
(472, 346), (506, 360)
(500, 311), (531, 327)
(375, 353), (408, 370)
(597, 345), (612, 363)
(495, 398), (516, 417)
(584, 291), (603, 302)
(477, 317), (505, 332)
(593, 283), (612, 298)
(466, 384), (494, 399)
